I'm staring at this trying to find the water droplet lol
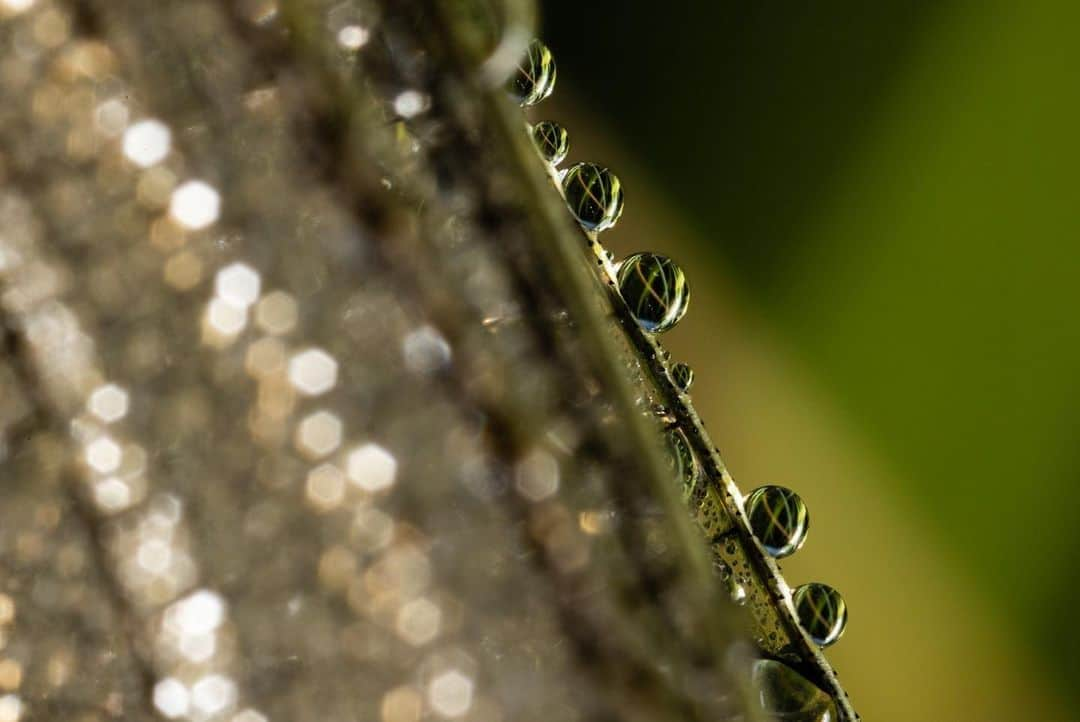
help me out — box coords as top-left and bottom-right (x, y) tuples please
(616, 253), (689, 333)
(508, 39), (556, 106)
(726, 576), (748, 605)
(671, 362), (694, 392)
(530, 120), (569, 165)
(751, 659), (838, 721)
(562, 162), (624, 232)
(666, 428), (697, 498)
(792, 583), (848, 647)
(744, 485), (809, 558)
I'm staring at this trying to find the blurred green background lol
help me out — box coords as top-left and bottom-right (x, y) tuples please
(538, 0), (1080, 719)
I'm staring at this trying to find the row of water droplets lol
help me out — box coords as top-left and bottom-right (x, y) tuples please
(507, 37), (851, 719)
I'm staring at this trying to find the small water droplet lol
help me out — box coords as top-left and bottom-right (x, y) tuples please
(562, 162), (624, 232)
(616, 253), (689, 333)
(507, 39), (557, 106)
(726, 576), (748, 605)
(671, 362), (694, 392)
(793, 582), (848, 647)
(530, 120), (569, 166)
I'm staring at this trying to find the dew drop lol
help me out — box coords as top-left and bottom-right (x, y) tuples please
(507, 39), (556, 106)
(792, 582), (848, 648)
(616, 253), (689, 333)
(530, 120), (569, 166)
(562, 162), (624, 232)
(671, 362), (694, 392)
(744, 485), (809, 559)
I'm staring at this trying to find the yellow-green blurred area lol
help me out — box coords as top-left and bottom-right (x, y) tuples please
(542, 0), (1080, 719)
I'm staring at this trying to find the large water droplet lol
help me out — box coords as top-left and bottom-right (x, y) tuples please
(751, 659), (838, 721)
(507, 39), (556, 106)
(530, 120), (570, 166)
(562, 162), (624, 232)
(616, 253), (689, 333)
(792, 583), (848, 647)
(671, 362), (694, 392)
(744, 485), (809, 559)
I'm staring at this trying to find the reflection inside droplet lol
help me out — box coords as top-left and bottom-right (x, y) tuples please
(152, 678), (189, 719)
(0, 694), (22, 722)
(288, 348), (339, 396)
(428, 670), (474, 718)
(122, 119), (171, 168)
(215, 262), (261, 309)
(337, 24), (370, 50)
(347, 443), (398, 493)
(87, 383), (129, 423)
(402, 325), (451, 374)
(169, 180), (221, 230)
(393, 90), (430, 119)
(191, 675), (237, 717)
(85, 436), (122, 473)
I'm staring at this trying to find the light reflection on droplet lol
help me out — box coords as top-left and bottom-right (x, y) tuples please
(318, 545), (357, 590)
(191, 674), (237, 717)
(94, 98), (129, 137)
(346, 443), (398, 493)
(206, 297), (248, 338)
(122, 119), (171, 168)
(0, 596), (14, 625)
(232, 709), (269, 722)
(152, 678), (189, 719)
(164, 250), (203, 290)
(381, 686), (422, 722)
(84, 436), (122, 474)
(288, 348), (338, 396)
(165, 589), (226, 636)
(0, 660), (22, 691)
(393, 90), (430, 119)
(350, 507), (395, 551)
(245, 336), (286, 379)
(169, 180), (221, 231)
(32, 8), (69, 47)
(254, 290), (298, 335)
(0, 694), (21, 722)
(215, 262), (261, 309)
(92, 476), (133, 512)
(136, 538), (173, 574)
(306, 463), (346, 512)
(87, 383), (129, 423)
(428, 670), (474, 718)
(0, 0), (35, 14)
(514, 449), (559, 502)
(295, 410), (343, 459)
(337, 24), (370, 50)
(402, 325), (451, 374)
(137, 166), (178, 209)
(396, 597), (441, 646)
